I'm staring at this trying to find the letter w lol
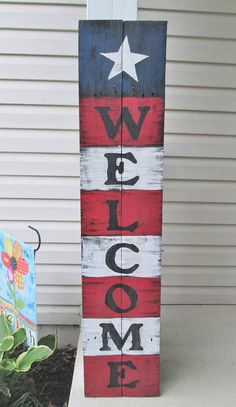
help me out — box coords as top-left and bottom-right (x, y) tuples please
(95, 106), (150, 140)
(99, 323), (143, 351)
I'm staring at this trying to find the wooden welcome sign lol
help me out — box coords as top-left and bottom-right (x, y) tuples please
(79, 20), (167, 397)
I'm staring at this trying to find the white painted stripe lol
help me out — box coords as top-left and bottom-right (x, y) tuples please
(82, 236), (162, 278)
(80, 146), (163, 190)
(83, 317), (160, 356)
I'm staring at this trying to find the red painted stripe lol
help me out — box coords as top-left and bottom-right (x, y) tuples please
(80, 97), (164, 147)
(82, 276), (160, 318)
(84, 354), (160, 397)
(81, 190), (162, 236)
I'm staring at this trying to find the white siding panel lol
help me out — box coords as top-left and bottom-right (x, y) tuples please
(0, 177), (80, 199)
(0, 129), (79, 153)
(0, 199), (79, 221)
(0, 3), (85, 30)
(166, 62), (236, 89)
(165, 135), (236, 159)
(164, 181), (236, 203)
(163, 203), (236, 225)
(165, 158), (236, 181)
(162, 287), (236, 305)
(1, 221), (80, 243)
(139, 9), (236, 39)
(36, 243), (80, 265)
(0, 55), (78, 81)
(138, 0), (236, 14)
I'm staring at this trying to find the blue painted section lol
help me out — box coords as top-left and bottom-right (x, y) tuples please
(79, 21), (167, 98)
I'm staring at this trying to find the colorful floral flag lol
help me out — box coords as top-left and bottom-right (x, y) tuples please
(0, 231), (37, 346)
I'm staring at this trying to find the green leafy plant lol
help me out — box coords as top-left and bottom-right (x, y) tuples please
(0, 314), (56, 402)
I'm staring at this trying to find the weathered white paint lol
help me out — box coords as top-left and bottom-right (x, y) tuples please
(81, 147), (163, 190)
(82, 236), (161, 278)
(83, 317), (160, 356)
(100, 36), (148, 81)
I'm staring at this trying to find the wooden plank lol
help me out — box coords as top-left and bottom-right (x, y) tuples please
(81, 190), (162, 236)
(80, 20), (166, 397)
(81, 147), (163, 190)
(80, 19), (123, 397)
(83, 317), (160, 355)
(82, 236), (161, 278)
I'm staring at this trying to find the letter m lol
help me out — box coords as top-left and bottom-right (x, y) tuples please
(99, 323), (143, 351)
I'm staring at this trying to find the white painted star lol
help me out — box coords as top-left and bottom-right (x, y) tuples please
(100, 36), (149, 82)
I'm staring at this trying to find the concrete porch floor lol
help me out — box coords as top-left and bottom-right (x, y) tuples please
(69, 305), (236, 407)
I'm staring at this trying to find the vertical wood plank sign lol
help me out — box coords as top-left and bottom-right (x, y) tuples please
(79, 20), (167, 397)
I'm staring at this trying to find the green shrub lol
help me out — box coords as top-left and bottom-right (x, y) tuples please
(0, 314), (55, 403)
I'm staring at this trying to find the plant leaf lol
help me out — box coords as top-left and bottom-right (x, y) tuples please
(7, 328), (27, 355)
(38, 335), (56, 352)
(0, 359), (16, 371)
(15, 345), (55, 372)
(0, 315), (10, 342)
(15, 299), (25, 309)
(0, 336), (14, 352)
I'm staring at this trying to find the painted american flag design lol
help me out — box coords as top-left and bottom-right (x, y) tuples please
(79, 20), (167, 397)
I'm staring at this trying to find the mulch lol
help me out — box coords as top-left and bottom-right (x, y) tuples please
(29, 346), (77, 407)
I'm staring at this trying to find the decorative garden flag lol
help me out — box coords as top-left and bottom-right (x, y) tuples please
(0, 231), (37, 346)
(79, 20), (167, 397)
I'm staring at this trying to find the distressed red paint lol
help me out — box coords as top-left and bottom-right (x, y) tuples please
(82, 276), (160, 318)
(81, 190), (163, 236)
(80, 97), (164, 147)
(84, 354), (160, 397)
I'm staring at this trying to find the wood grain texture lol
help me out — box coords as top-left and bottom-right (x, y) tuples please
(82, 236), (162, 278)
(84, 354), (160, 397)
(81, 190), (162, 236)
(82, 276), (160, 318)
(81, 147), (163, 190)
(83, 317), (160, 356)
